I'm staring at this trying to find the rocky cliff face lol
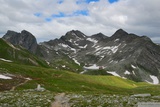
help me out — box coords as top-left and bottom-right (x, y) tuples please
(2, 29), (160, 84)
(3, 30), (38, 53)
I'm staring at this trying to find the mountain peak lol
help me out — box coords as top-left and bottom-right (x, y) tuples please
(91, 32), (108, 41)
(4, 30), (19, 39)
(3, 30), (38, 53)
(21, 30), (31, 34)
(65, 30), (86, 39)
(116, 29), (128, 34)
(111, 29), (128, 38)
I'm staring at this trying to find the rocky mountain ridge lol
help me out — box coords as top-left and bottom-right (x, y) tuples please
(2, 29), (160, 84)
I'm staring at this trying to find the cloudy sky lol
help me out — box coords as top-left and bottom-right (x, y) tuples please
(0, 0), (160, 43)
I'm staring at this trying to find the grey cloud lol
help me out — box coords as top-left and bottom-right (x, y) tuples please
(0, 0), (159, 43)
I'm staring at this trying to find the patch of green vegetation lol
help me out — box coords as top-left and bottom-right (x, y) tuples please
(83, 69), (112, 75)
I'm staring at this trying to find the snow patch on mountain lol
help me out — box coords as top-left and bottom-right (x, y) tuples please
(87, 38), (98, 44)
(95, 47), (102, 52)
(122, 43), (127, 48)
(150, 75), (159, 84)
(60, 43), (68, 48)
(103, 44), (121, 53)
(0, 58), (12, 62)
(71, 32), (77, 36)
(62, 65), (66, 68)
(72, 58), (80, 65)
(45, 60), (50, 65)
(56, 52), (59, 55)
(79, 44), (87, 49)
(131, 65), (136, 69)
(99, 56), (105, 61)
(95, 51), (101, 55)
(109, 60), (118, 64)
(114, 39), (119, 42)
(80, 71), (87, 74)
(120, 59), (125, 62)
(68, 39), (72, 43)
(109, 60), (113, 63)
(84, 64), (99, 70)
(59, 43), (76, 53)
(132, 71), (136, 75)
(0, 74), (12, 79)
(74, 41), (79, 46)
(124, 70), (130, 75)
(70, 48), (76, 53)
(107, 71), (121, 77)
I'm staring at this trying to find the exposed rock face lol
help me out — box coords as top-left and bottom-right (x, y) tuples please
(3, 30), (38, 53)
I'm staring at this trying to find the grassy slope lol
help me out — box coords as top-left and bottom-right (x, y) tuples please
(0, 38), (48, 67)
(1, 60), (160, 95)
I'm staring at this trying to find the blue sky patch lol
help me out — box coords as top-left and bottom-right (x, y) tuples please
(45, 18), (52, 22)
(73, 10), (89, 16)
(52, 12), (66, 18)
(108, 0), (118, 3)
(34, 13), (42, 17)
(57, 0), (64, 4)
(51, 10), (88, 18)
(85, 0), (99, 3)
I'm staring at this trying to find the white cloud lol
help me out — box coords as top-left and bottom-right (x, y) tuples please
(0, 0), (160, 43)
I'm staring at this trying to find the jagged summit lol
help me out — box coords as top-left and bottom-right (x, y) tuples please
(111, 29), (128, 38)
(3, 30), (20, 40)
(2, 30), (38, 53)
(65, 30), (87, 39)
(21, 30), (33, 36)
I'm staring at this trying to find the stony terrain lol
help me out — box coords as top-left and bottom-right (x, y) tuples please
(0, 90), (54, 107)
(1, 90), (160, 107)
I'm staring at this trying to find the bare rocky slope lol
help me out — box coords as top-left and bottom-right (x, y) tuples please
(2, 29), (160, 84)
